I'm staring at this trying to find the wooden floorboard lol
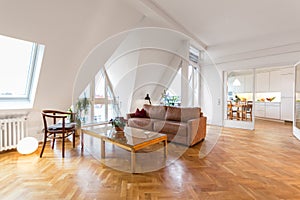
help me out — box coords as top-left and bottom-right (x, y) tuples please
(1, 119), (300, 199)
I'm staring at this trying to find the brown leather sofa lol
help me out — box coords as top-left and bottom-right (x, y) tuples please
(126, 104), (207, 146)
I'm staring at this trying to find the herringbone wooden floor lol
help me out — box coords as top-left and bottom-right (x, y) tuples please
(1, 119), (300, 200)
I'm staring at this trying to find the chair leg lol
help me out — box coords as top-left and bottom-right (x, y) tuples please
(40, 133), (47, 158)
(73, 130), (75, 148)
(62, 132), (65, 158)
(52, 133), (56, 149)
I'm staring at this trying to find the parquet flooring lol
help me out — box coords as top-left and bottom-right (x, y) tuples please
(1, 119), (300, 199)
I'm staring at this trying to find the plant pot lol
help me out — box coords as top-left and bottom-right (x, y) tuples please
(115, 126), (124, 131)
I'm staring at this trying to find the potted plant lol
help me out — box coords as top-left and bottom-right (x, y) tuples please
(110, 117), (126, 131)
(74, 94), (90, 127)
(234, 95), (241, 104)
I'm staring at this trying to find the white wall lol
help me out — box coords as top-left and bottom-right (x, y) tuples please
(0, 0), (145, 139)
(0, 0), (230, 140)
(103, 28), (190, 114)
(200, 55), (223, 126)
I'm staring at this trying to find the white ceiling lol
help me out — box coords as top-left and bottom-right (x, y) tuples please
(126, 0), (300, 69)
(151, 0), (300, 46)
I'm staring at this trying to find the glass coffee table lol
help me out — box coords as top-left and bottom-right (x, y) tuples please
(81, 125), (167, 173)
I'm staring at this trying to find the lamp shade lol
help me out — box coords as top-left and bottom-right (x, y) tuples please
(233, 78), (241, 86)
(144, 94), (150, 100)
(144, 94), (151, 105)
(17, 137), (39, 155)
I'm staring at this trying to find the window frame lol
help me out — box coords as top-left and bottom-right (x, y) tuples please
(0, 44), (39, 101)
(0, 35), (44, 109)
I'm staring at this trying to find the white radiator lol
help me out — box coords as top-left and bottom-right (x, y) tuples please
(0, 117), (27, 152)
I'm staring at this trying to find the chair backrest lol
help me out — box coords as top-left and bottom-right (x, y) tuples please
(227, 101), (233, 112)
(246, 104), (252, 111)
(42, 110), (71, 131)
(247, 101), (253, 105)
(239, 99), (246, 105)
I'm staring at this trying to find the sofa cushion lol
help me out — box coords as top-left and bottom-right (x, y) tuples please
(181, 107), (201, 122)
(127, 118), (156, 131)
(165, 106), (181, 121)
(143, 104), (167, 120)
(153, 121), (187, 137)
(165, 107), (201, 122)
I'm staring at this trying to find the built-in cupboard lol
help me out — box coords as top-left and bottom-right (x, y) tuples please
(255, 67), (293, 121)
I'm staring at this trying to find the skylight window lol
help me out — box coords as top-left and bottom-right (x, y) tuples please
(0, 35), (44, 109)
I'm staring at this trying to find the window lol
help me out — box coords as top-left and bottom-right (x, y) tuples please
(189, 45), (200, 64)
(78, 69), (120, 124)
(0, 34), (44, 108)
(93, 70), (119, 122)
(188, 65), (200, 106)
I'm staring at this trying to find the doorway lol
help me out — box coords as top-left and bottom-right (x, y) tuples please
(223, 69), (255, 130)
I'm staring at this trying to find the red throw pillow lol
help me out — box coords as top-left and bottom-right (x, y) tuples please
(134, 108), (146, 118)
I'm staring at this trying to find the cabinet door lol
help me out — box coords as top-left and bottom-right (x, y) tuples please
(281, 98), (293, 121)
(280, 73), (294, 98)
(265, 103), (280, 119)
(269, 70), (281, 92)
(256, 72), (269, 92)
(255, 103), (265, 117)
(244, 74), (253, 93)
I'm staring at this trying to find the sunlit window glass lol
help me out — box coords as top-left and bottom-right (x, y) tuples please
(0, 35), (37, 98)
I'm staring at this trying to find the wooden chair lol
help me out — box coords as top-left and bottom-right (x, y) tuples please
(40, 110), (76, 158)
(235, 100), (247, 120)
(244, 101), (253, 121)
(227, 101), (237, 120)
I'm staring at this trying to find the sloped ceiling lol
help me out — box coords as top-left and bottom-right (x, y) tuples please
(153, 0), (300, 46)
(0, 0), (145, 110)
(140, 0), (300, 69)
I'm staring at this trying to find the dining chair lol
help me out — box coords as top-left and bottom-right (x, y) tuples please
(244, 101), (253, 121)
(40, 110), (76, 158)
(227, 101), (237, 120)
(235, 100), (247, 120)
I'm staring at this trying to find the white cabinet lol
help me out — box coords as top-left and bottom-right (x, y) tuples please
(244, 74), (253, 93)
(281, 97), (293, 121)
(231, 74), (253, 93)
(254, 67), (294, 121)
(255, 102), (265, 117)
(255, 102), (281, 119)
(234, 75), (244, 93)
(265, 102), (281, 119)
(269, 70), (281, 92)
(255, 68), (293, 93)
(280, 68), (294, 98)
(256, 72), (269, 92)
